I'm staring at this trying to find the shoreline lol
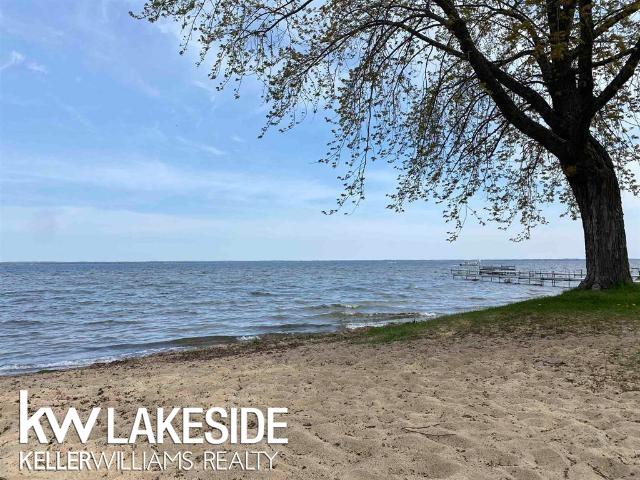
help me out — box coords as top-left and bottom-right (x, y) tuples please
(1, 330), (349, 378)
(2, 287), (638, 479)
(3, 283), (639, 383)
(0, 325), (390, 378)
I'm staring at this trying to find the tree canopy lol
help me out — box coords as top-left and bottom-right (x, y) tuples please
(134, 0), (639, 242)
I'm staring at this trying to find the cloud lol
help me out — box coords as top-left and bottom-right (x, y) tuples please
(129, 75), (160, 97)
(192, 80), (217, 102)
(0, 51), (48, 75)
(27, 62), (48, 74)
(153, 18), (183, 41)
(153, 18), (216, 64)
(0, 9), (65, 44)
(51, 96), (94, 129)
(176, 136), (226, 156)
(0, 51), (25, 71)
(0, 205), (424, 239)
(1, 205), (220, 237)
(65, 0), (161, 98)
(3, 203), (620, 262)
(0, 155), (336, 206)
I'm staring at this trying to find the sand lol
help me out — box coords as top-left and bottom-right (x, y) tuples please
(0, 328), (639, 479)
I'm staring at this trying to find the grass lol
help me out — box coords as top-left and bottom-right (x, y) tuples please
(363, 283), (640, 343)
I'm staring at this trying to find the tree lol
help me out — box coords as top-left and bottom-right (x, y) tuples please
(134, 0), (639, 289)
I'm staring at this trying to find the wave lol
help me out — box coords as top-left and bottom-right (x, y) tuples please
(304, 300), (410, 311)
(304, 303), (361, 311)
(95, 334), (237, 352)
(318, 311), (436, 321)
(344, 312), (437, 330)
(254, 322), (336, 333)
(0, 360), (94, 375)
(84, 319), (143, 326)
(249, 290), (276, 296)
(0, 318), (43, 326)
(238, 335), (259, 341)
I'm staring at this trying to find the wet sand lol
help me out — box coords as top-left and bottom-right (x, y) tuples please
(0, 327), (639, 479)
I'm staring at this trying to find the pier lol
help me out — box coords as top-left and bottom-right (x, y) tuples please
(451, 262), (640, 288)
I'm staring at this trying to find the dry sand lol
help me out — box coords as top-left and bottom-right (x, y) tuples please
(0, 328), (638, 479)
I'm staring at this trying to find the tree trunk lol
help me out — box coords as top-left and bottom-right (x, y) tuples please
(565, 142), (632, 289)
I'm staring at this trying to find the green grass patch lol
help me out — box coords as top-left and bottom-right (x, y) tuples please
(363, 283), (640, 343)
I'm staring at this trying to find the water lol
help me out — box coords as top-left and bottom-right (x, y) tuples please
(1, 259), (632, 375)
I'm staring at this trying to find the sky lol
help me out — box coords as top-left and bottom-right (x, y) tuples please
(0, 0), (638, 262)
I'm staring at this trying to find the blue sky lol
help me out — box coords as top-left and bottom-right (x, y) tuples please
(0, 0), (638, 261)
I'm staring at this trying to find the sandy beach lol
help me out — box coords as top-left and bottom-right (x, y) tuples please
(1, 320), (639, 480)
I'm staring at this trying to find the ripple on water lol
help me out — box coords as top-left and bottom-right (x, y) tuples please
(0, 259), (614, 374)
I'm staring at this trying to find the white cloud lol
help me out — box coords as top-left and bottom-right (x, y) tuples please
(0, 51), (48, 75)
(3, 203), (621, 262)
(51, 96), (94, 129)
(65, 1), (161, 98)
(0, 9), (65, 44)
(153, 19), (183, 41)
(0, 155), (336, 205)
(27, 62), (48, 74)
(192, 80), (217, 102)
(176, 136), (226, 156)
(0, 51), (25, 71)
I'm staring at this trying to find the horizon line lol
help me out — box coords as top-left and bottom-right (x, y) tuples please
(0, 257), (605, 264)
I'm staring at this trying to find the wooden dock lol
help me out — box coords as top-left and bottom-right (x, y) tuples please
(451, 263), (640, 288)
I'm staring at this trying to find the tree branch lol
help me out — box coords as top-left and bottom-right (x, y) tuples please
(592, 47), (637, 68)
(588, 37), (640, 117)
(577, 0), (594, 102)
(435, 0), (567, 156)
(593, 1), (640, 39)
(365, 19), (466, 58)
